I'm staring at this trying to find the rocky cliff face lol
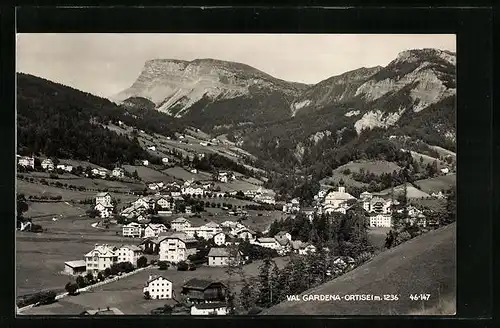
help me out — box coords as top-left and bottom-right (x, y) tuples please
(290, 66), (383, 116)
(290, 49), (456, 134)
(112, 49), (455, 146)
(112, 58), (308, 118)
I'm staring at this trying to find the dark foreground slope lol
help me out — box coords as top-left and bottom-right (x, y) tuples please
(261, 223), (456, 315)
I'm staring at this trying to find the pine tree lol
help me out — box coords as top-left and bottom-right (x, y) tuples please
(256, 257), (272, 308)
(239, 280), (254, 311)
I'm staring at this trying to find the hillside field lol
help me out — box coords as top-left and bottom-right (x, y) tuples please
(414, 174), (456, 194)
(262, 223), (456, 315)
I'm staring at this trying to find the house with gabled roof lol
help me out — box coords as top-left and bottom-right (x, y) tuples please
(158, 232), (198, 263)
(84, 244), (118, 274)
(117, 245), (143, 266)
(171, 217), (191, 231)
(143, 275), (174, 300)
(207, 247), (243, 267)
(181, 278), (227, 304)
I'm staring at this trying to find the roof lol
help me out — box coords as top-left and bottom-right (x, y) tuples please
(159, 231), (197, 244)
(257, 238), (277, 244)
(83, 308), (123, 315)
(64, 260), (86, 268)
(146, 275), (172, 284)
(275, 231), (290, 237)
(147, 223), (167, 230)
(204, 221), (220, 228)
(192, 302), (228, 310)
(85, 244), (116, 257)
(325, 190), (356, 201)
(172, 217), (188, 223)
(183, 278), (225, 290)
(275, 236), (290, 246)
(119, 244), (142, 252)
(208, 247), (230, 257)
(96, 192), (110, 197)
(124, 222), (141, 227)
(370, 196), (388, 204)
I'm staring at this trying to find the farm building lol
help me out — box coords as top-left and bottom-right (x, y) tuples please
(64, 260), (87, 276)
(41, 159), (54, 171)
(181, 278), (227, 304)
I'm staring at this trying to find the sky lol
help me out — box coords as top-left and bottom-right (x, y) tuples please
(16, 34), (456, 98)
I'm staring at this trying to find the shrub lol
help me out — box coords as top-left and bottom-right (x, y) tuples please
(65, 282), (79, 295)
(177, 261), (189, 271)
(144, 291), (151, 300)
(104, 268), (112, 277)
(76, 276), (87, 288)
(97, 272), (104, 281)
(158, 261), (169, 270)
(137, 256), (148, 268)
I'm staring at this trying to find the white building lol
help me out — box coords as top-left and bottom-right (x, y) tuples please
(441, 168), (450, 174)
(191, 303), (228, 316)
(143, 223), (168, 238)
(117, 245), (143, 266)
(158, 232), (198, 263)
(85, 244), (118, 275)
(369, 214), (392, 228)
(171, 217), (191, 231)
(283, 198), (300, 213)
(235, 228), (256, 241)
(143, 275), (173, 300)
(63, 260), (87, 276)
(184, 221), (222, 240)
(298, 244), (317, 255)
(148, 182), (164, 191)
(92, 168), (109, 178)
(142, 160), (149, 166)
(324, 186), (356, 208)
(162, 157), (169, 164)
(94, 203), (114, 218)
(156, 196), (172, 210)
(182, 186), (204, 196)
(17, 156), (35, 169)
(41, 159), (54, 171)
(56, 164), (73, 172)
(253, 194), (276, 205)
(207, 247), (242, 267)
(95, 192), (114, 218)
(122, 222), (143, 238)
(147, 145), (156, 151)
(366, 197), (392, 214)
(95, 193), (112, 206)
(112, 167), (125, 178)
(213, 232), (226, 246)
(253, 237), (280, 250)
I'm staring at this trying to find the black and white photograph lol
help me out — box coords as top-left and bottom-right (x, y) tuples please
(16, 33), (456, 316)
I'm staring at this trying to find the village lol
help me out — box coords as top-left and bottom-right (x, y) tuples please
(15, 146), (454, 316)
